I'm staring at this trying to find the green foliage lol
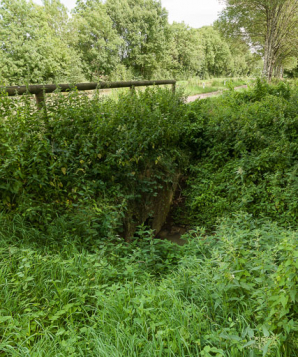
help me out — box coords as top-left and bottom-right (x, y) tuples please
(42, 0), (69, 39)
(1, 78), (298, 356)
(0, 0), (260, 84)
(196, 27), (234, 79)
(105, 0), (171, 79)
(284, 63), (298, 78)
(214, 20), (262, 77)
(0, 88), (187, 234)
(169, 22), (204, 79)
(0, 213), (296, 355)
(218, 0), (298, 80)
(70, 0), (123, 81)
(183, 80), (298, 228)
(0, 0), (84, 84)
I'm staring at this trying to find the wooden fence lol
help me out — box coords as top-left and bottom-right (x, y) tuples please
(0, 80), (176, 109)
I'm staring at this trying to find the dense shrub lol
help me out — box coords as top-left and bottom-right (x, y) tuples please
(183, 80), (298, 228)
(0, 88), (188, 236)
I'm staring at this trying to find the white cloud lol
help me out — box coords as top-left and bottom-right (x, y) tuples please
(33, 0), (225, 28)
(161, 0), (225, 28)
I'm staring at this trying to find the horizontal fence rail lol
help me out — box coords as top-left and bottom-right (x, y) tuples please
(0, 80), (176, 109)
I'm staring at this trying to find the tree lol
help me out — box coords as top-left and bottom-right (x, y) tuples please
(105, 0), (171, 79)
(214, 21), (262, 76)
(70, 0), (122, 81)
(42, 0), (69, 40)
(278, 56), (298, 77)
(169, 22), (204, 79)
(218, 0), (298, 81)
(284, 60), (298, 77)
(197, 26), (234, 78)
(0, 0), (84, 85)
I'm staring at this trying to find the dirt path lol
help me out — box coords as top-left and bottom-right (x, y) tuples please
(186, 85), (248, 103)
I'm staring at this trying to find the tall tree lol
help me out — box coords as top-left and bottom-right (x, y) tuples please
(169, 22), (204, 78)
(214, 21), (262, 76)
(71, 0), (122, 81)
(42, 0), (69, 40)
(218, 0), (298, 80)
(197, 26), (234, 78)
(105, 0), (171, 79)
(0, 0), (83, 85)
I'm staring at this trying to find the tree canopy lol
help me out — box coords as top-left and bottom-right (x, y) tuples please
(217, 0), (298, 80)
(2, 0), (296, 84)
(169, 22), (204, 78)
(0, 0), (84, 85)
(70, 0), (122, 81)
(105, 0), (171, 78)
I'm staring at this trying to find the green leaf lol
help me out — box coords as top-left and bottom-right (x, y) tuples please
(0, 316), (13, 323)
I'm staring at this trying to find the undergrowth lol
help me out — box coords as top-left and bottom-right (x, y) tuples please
(0, 87), (188, 237)
(183, 79), (298, 229)
(0, 214), (297, 356)
(0, 80), (297, 356)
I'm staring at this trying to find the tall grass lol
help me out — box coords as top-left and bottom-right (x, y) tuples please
(0, 214), (297, 356)
(177, 77), (254, 96)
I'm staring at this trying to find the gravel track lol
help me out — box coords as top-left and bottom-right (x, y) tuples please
(186, 85), (248, 103)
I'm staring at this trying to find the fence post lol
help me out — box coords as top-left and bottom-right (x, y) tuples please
(35, 91), (45, 110)
(130, 85), (135, 94)
(172, 82), (176, 93)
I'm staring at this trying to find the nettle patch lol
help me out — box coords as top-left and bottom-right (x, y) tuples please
(183, 80), (298, 229)
(0, 87), (188, 238)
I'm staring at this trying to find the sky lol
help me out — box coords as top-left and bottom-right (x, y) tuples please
(162, 0), (225, 28)
(33, 0), (225, 28)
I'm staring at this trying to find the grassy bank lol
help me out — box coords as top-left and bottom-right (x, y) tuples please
(0, 80), (297, 356)
(0, 214), (297, 356)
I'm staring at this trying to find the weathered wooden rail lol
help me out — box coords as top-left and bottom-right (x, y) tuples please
(0, 80), (176, 109)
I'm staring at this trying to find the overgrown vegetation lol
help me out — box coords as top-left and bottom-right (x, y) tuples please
(0, 81), (297, 356)
(183, 79), (298, 228)
(0, 87), (187, 237)
(0, 214), (297, 356)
